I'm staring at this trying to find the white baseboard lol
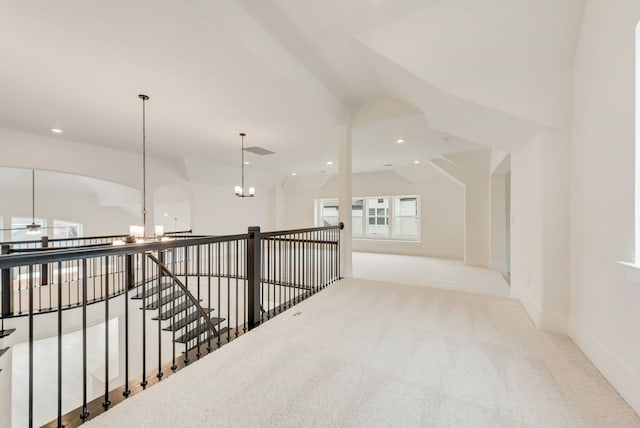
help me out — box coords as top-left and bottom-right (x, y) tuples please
(513, 285), (542, 326)
(568, 318), (640, 415)
(513, 285), (567, 333)
(539, 310), (568, 333)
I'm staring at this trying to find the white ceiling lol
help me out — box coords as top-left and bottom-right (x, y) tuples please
(0, 0), (586, 179)
(0, 167), (138, 200)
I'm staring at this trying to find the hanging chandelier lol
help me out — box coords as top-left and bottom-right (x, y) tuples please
(117, 94), (167, 245)
(234, 132), (255, 197)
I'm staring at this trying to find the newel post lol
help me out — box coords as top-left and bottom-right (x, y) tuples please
(40, 236), (48, 286)
(247, 226), (261, 330)
(1, 244), (12, 316)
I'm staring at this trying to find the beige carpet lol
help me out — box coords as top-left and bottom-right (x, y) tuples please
(353, 252), (510, 297)
(86, 278), (639, 427)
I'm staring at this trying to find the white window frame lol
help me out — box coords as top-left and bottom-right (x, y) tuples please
(315, 195), (421, 242)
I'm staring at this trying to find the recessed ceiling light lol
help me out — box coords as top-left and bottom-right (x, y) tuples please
(244, 161), (250, 165)
(51, 128), (63, 134)
(384, 163), (393, 167)
(163, 213), (169, 217)
(320, 170), (327, 174)
(326, 161), (334, 165)
(414, 160), (420, 164)
(291, 172), (297, 176)
(396, 138), (404, 144)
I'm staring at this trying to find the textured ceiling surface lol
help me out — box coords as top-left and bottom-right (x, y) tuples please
(0, 0), (585, 178)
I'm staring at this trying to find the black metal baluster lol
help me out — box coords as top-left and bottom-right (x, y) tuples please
(335, 227), (339, 281)
(93, 257), (97, 302)
(171, 247), (177, 371)
(19, 265), (23, 315)
(243, 239), (247, 333)
(338, 224), (342, 279)
(48, 262), (52, 310)
(299, 233), (303, 300)
(304, 232), (309, 295)
(156, 251), (164, 379)
(123, 254), (131, 398)
(226, 241), (231, 343)
(323, 229), (327, 288)
(103, 256), (111, 409)
(81, 259), (89, 421)
(57, 261), (63, 427)
(183, 246), (189, 365)
(293, 233), (297, 303)
(196, 245), (201, 359)
(328, 229), (331, 285)
(207, 243), (212, 352)
(265, 239), (269, 320)
(235, 239), (239, 338)
(278, 237), (282, 313)
(141, 255), (148, 388)
(38, 263), (42, 312)
(288, 234), (292, 304)
(28, 265), (34, 428)
(76, 259), (80, 306)
(294, 234), (298, 300)
(333, 228), (336, 282)
(67, 261), (71, 308)
(314, 231), (318, 288)
(217, 242), (221, 348)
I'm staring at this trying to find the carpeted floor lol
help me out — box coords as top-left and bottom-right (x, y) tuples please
(353, 252), (510, 297)
(86, 277), (639, 427)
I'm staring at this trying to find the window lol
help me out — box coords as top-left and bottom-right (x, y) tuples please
(318, 199), (339, 227)
(352, 199), (364, 236)
(367, 197), (389, 236)
(315, 195), (419, 240)
(53, 220), (83, 239)
(393, 197), (418, 237)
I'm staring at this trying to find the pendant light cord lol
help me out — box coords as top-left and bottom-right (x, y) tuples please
(31, 169), (35, 224)
(241, 133), (245, 191)
(139, 94), (149, 235)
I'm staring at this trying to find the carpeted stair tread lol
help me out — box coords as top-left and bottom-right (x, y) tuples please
(132, 281), (176, 299)
(163, 311), (222, 332)
(175, 324), (227, 344)
(0, 329), (15, 338)
(151, 301), (203, 321)
(143, 291), (185, 310)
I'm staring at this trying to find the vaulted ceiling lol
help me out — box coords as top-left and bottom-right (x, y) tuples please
(0, 0), (585, 179)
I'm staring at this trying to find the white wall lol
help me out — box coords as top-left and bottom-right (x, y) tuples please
(0, 187), (137, 240)
(0, 130), (276, 237)
(431, 149), (491, 266)
(191, 183), (272, 235)
(511, 137), (543, 315)
(282, 169), (465, 259)
(490, 174), (508, 275)
(570, 0), (640, 414)
(510, 130), (570, 333)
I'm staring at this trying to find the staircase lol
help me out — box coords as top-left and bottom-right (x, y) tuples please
(0, 321), (13, 375)
(134, 262), (229, 361)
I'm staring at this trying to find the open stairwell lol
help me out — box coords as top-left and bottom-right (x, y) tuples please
(133, 276), (229, 357)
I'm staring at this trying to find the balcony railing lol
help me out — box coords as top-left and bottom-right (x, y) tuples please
(0, 224), (343, 428)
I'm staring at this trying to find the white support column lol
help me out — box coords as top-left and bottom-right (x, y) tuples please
(338, 119), (353, 277)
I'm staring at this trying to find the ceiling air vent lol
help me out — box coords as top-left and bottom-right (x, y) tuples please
(244, 146), (275, 156)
